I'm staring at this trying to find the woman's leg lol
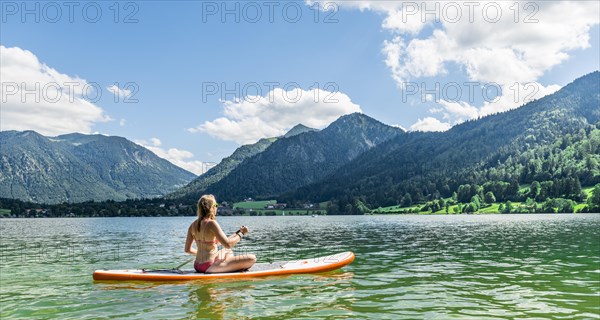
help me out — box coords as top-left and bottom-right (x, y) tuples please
(215, 248), (233, 260)
(206, 253), (257, 273)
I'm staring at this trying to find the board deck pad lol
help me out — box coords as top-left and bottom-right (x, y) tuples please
(93, 251), (354, 281)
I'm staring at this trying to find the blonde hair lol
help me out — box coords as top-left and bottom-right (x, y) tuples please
(197, 194), (217, 231)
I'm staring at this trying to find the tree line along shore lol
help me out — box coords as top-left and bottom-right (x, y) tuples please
(1, 183), (598, 218)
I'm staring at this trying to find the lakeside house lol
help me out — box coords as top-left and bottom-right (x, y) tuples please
(266, 203), (287, 209)
(25, 208), (47, 214)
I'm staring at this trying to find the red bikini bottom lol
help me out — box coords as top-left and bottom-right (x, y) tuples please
(194, 257), (222, 273)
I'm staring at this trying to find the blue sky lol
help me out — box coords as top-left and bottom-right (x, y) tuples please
(1, 1), (599, 174)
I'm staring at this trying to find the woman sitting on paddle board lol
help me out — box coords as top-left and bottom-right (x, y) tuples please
(185, 194), (256, 273)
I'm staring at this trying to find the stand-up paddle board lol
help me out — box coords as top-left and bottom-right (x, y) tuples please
(93, 251), (354, 281)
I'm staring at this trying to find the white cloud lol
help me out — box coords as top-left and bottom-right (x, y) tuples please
(119, 118), (126, 126)
(477, 82), (561, 117)
(107, 84), (132, 99)
(326, 1), (599, 131)
(392, 124), (407, 132)
(428, 81), (561, 124)
(410, 117), (451, 132)
(0, 45), (109, 135)
(149, 137), (161, 146)
(189, 87), (362, 144)
(382, 36), (405, 86)
(308, 0), (427, 34)
(135, 138), (212, 176)
(376, 1), (599, 89)
(436, 100), (479, 121)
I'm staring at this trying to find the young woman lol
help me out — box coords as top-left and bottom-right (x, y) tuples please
(185, 194), (257, 273)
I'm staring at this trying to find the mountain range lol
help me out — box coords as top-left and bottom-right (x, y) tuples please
(282, 71), (600, 210)
(203, 113), (402, 201)
(166, 124), (318, 202)
(178, 72), (598, 210)
(0, 131), (196, 203)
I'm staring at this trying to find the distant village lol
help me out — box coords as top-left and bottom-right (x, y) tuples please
(0, 196), (324, 218)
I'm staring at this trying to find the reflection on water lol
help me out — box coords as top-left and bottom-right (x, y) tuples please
(94, 271), (357, 319)
(188, 283), (229, 319)
(1, 214), (599, 319)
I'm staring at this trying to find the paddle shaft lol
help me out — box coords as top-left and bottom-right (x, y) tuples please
(175, 258), (194, 270)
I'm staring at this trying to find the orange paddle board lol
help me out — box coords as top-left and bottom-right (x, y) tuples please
(93, 251), (354, 281)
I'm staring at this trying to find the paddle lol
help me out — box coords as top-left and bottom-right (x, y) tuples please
(175, 258), (194, 270)
(141, 258), (194, 274)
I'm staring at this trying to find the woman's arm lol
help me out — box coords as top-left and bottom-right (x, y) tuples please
(184, 224), (197, 255)
(207, 220), (241, 249)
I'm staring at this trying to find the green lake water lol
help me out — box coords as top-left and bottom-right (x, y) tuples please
(1, 214), (599, 319)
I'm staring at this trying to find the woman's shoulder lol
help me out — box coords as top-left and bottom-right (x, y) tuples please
(202, 219), (220, 230)
(189, 219), (200, 229)
(203, 218), (217, 226)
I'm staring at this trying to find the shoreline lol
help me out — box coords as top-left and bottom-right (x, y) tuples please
(2, 212), (599, 219)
